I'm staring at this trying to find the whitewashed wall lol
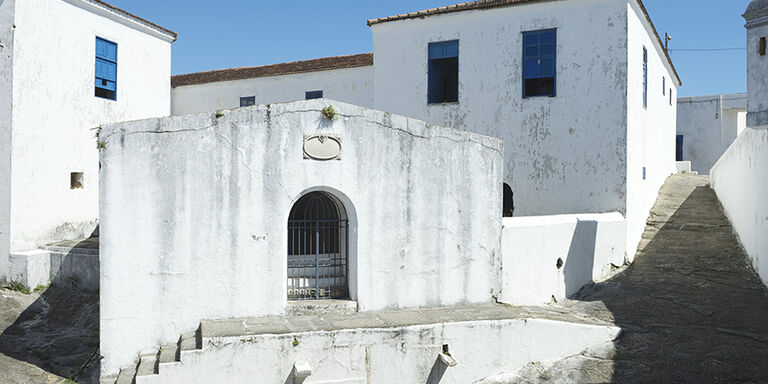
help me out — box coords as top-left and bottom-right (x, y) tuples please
(0, 0), (14, 283)
(372, 0), (629, 218)
(710, 128), (768, 286)
(171, 66), (374, 115)
(99, 100), (503, 376)
(500, 213), (626, 306)
(150, 319), (619, 384)
(676, 94), (747, 174)
(625, 0), (678, 260)
(8, 0), (172, 253)
(746, 9), (768, 129)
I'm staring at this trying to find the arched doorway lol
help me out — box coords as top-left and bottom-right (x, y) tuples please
(503, 183), (515, 217)
(287, 191), (349, 300)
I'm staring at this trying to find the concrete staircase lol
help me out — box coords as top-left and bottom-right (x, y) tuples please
(101, 330), (201, 384)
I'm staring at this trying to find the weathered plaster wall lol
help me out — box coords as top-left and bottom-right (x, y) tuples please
(710, 128), (768, 286)
(625, 0), (678, 260)
(500, 212), (626, 306)
(9, 0), (172, 251)
(0, 0), (14, 284)
(746, 12), (768, 128)
(99, 100), (503, 376)
(149, 319), (620, 384)
(371, 0), (629, 219)
(676, 94), (747, 174)
(172, 66), (374, 115)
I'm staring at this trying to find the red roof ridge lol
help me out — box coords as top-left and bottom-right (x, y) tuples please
(171, 53), (374, 88)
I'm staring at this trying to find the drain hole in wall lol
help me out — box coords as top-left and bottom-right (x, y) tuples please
(71, 172), (84, 189)
(556, 258), (564, 269)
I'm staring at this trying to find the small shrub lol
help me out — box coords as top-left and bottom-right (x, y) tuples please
(96, 140), (107, 151)
(321, 105), (339, 121)
(215, 111), (225, 118)
(8, 283), (30, 294)
(33, 284), (49, 293)
(292, 337), (300, 347)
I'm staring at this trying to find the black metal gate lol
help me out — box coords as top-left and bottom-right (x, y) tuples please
(287, 191), (348, 300)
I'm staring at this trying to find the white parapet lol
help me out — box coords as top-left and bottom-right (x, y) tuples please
(500, 212), (627, 306)
(9, 249), (51, 289)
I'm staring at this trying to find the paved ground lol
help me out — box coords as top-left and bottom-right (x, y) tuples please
(0, 286), (99, 384)
(484, 174), (768, 383)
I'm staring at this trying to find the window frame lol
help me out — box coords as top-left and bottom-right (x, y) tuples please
(522, 28), (557, 98)
(240, 96), (256, 107)
(95, 36), (118, 101)
(427, 39), (460, 104)
(642, 47), (648, 109)
(305, 90), (323, 100)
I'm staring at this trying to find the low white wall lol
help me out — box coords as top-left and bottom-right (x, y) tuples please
(99, 99), (503, 376)
(500, 213), (626, 306)
(150, 319), (619, 384)
(710, 127), (768, 286)
(0, 0), (14, 285)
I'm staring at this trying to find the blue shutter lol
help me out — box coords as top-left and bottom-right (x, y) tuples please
(95, 37), (117, 94)
(523, 29), (556, 80)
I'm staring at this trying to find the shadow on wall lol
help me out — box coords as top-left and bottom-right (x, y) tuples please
(0, 237), (100, 383)
(571, 185), (768, 382)
(564, 220), (598, 298)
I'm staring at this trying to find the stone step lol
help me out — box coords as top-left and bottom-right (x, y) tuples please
(115, 365), (137, 384)
(136, 354), (158, 376)
(180, 329), (200, 351)
(158, 343), (179, 364)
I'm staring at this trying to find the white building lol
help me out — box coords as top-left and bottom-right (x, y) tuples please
(711, 0), (768, 287)
(676, 94), (747, 174)
(172, 0), (681, 259)
(0, 0), (175, 284)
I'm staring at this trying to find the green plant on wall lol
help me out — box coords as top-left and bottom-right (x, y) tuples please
(322, 105), (339, 121)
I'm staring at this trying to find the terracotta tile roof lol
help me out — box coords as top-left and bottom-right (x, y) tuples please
(91, 0), (177, 40)
(367, 0), (680, 85)
(171, 53), (374, 88)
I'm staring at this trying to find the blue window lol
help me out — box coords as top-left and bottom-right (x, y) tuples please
(428, 40), (459, 104)
(676, 135), (684, 161)
(240, 96), (255, 107)
(305, 90), (323, 100)
(643, 167), (647, 180)
(95, 37), (117, 100)
(642, 47), (648, 108)
(523, 29), (556, 98)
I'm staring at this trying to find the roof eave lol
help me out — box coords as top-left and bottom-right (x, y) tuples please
(63, 0), (178, 43)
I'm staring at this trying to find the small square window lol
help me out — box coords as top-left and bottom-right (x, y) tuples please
(305, 90), (323, 100)
(240, 96), (255, 107)
(71, 172), (84, 189)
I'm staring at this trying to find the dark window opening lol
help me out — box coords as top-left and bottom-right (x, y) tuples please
(305, 90), (323, 100)
(642, 47), (648, 108)
(760, 37), (766, 56)
(676, 135), (684, 161)
(523, 29), (557, 98)
(643, 167), (647, 180)
(670, 89), (673, 105)
(240, 96), (255, 107)
(503, 183), (515, 217)
(95, 37), (117, 101)
(70, 172), (84, 189)
(663, 77), (666, 95)
(428, 40), (459, 104)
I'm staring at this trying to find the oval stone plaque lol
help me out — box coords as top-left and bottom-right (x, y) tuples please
(303, 134), (342, 160)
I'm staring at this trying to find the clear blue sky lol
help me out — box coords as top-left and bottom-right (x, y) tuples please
(108, 0), (752, 97)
